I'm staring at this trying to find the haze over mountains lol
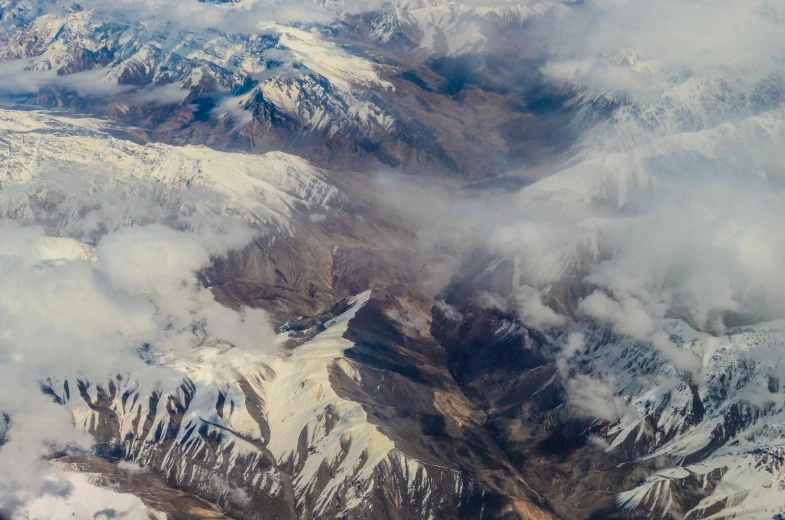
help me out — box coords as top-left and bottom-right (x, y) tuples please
(1, 1), (785, 519)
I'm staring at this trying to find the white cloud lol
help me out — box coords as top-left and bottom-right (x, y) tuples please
(117, 461), (146, 473)
(555, 331), (583, 375)
(434, 300), (463, 322)
(554, 332), (630, 420)
(98, 225), (213, 291)
(386, 308), (430, 336)
(541, 57), (658, 101)
(515, 285), (565, 329)
(578, 291), (701, 376)
(0, 176), (275, 514)
(579, 291), (657, 340)
(562, 332), (585, 359)
(566, 374), (628, 422)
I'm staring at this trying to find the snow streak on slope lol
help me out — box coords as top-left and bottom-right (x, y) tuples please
(274, 26), (392, 91)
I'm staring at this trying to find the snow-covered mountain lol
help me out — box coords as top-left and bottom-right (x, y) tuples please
(0, 0), (407, 163)
(0, 106), (553, 519)
(39, 292), (494, 520)
(428, 283), (785, 520)
(1, 1), (784, 520)
(0, 0), (575, 177)
(0, 108), (343, 233)
(579, 320), (785, 520)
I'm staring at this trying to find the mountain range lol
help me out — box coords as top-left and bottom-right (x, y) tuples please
(1, 1), (785, 519)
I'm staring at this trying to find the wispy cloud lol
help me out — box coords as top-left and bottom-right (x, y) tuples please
(0, 60), (188, 105)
